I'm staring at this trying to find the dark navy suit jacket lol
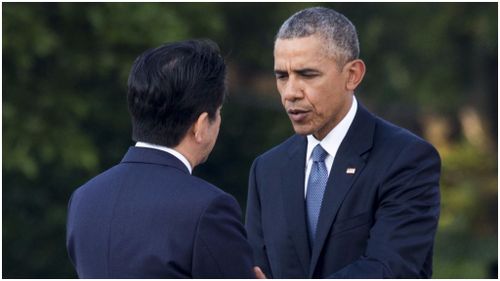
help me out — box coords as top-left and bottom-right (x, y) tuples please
(246, 104), (441, 278)
(67, 147), (254, 278)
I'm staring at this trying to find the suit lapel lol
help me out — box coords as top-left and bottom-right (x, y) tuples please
(281, 135), (311, 275)
(308, 104), (375, 277)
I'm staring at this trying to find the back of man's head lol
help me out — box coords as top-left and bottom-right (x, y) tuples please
(127, 39), (226, 147)
(276, 7), (359, 66)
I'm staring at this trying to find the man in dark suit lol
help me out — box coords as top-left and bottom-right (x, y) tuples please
(66, 39), (255, 278)
(246, 7), (441, 278)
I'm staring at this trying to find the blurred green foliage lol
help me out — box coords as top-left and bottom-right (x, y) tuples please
(3, 3), (497, 278)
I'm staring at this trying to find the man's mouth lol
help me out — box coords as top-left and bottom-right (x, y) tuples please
(287, 109), (310, 122)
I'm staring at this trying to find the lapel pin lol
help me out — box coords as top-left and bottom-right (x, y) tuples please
(346, 168), (356, 174)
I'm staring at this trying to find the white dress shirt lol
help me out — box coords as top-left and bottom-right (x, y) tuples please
(135, 141), (193, 174)
(304, 96), (358, 197)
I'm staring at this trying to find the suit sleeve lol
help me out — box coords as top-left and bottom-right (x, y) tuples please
(192, 193), (255, 278)
(245, 158), (273, 278)
(331, 139), (441, 278)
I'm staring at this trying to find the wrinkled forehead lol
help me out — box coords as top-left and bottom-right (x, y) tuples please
(274, 39), (344, 72)
(274, 35), (329, 55)
(274, 33), (347, 68)
(273, 35), (341, 67)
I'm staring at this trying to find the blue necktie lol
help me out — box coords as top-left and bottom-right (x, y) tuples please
(306, 144), (329, 246)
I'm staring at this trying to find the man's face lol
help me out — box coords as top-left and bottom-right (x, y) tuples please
(274, 35), (354, 140)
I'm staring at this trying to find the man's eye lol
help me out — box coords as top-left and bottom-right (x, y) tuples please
(301, 73), (318, 78)
(275, 74), (288, 80)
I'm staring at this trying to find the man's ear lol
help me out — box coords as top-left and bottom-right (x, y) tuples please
(192, 112), (210, 143)
(345, 59), (366, 91)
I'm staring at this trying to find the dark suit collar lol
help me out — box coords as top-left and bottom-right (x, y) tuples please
(342, 103), (375, 157)
(121, 146), (190, 174)
(308, 102), (376, 276)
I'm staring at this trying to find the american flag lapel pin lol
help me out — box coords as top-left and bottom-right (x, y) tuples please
(346, 167), (356, 175)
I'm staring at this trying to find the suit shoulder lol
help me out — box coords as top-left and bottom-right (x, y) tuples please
(186, 175), (231, 199)
(373, 115), (440, 158)
(72, 162), (234, 207)
(70, 163), (122, 196)
(174, 173), (243, 213)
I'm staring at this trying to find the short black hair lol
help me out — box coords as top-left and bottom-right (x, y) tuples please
(127, 39), (226, 147)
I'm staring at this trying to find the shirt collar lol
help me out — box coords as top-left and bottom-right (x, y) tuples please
(135, 141), (193, 174)
(306, 96), (358, 161)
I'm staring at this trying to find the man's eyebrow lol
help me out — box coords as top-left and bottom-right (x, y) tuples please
(295, 68), (321, 75)
(274, 69), (288, 75)
(274, 68), (320, 74)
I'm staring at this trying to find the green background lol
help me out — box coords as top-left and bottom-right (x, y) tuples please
(3, 2), (497, 278)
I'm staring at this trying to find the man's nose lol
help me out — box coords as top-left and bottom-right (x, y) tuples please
(282, 78), (303, 101)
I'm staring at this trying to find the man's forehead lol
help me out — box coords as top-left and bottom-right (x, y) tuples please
(274, 45), (333, 69)
(274, 34), (327, 47)
(274, 60), (320, 71)
(275, 36), (331, 55)
(274, 40), (344, 71)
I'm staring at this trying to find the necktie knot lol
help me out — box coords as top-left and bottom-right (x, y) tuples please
(311, 144), (328, 162)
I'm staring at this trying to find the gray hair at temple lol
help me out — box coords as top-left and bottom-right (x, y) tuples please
(276, 7), (360, 67)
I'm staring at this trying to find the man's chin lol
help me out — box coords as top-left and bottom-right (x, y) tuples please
(292, 127), (313, 136)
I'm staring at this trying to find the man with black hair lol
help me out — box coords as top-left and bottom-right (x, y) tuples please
(66, 39), (255, 278)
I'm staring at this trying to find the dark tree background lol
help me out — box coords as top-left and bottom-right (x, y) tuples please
(3, 3), (497, 278)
